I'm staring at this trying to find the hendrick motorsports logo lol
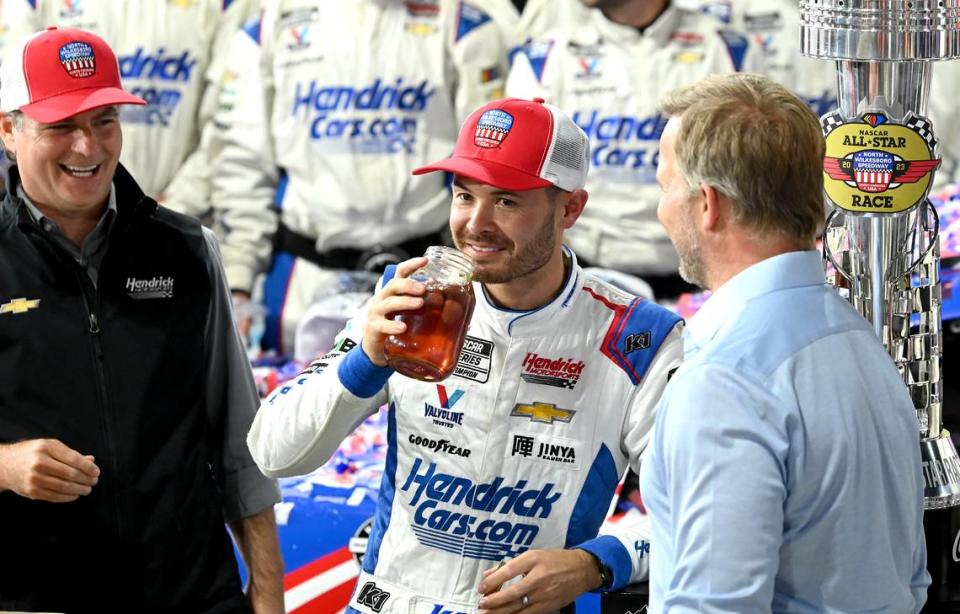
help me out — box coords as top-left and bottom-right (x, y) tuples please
(521, 352), (585, 389)
(821, 111), (940, 214)
(126, 276), (174, 299)
(401, 458), (560, 561)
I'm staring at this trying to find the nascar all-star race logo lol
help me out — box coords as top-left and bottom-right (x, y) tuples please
(475, 109), (513, 148)
(59, 41), (96, 79)
(821, 111), (940, 214)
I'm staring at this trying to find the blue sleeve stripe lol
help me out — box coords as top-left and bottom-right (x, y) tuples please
(587, 289), (681, 385)
(575, 535), (635, 592)
(362, 403), (398, 573)
(565, 444), (619, 548)
(337, 344), (393, 398)
(275, 171), (288, 210)
(242, 15), (263, 45)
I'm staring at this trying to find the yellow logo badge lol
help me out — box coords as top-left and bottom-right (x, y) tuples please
(821, 111), (940, 214)
(0, 297), (40, 315)
(510, 402), (576, 425)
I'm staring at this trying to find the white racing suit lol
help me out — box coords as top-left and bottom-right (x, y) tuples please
(210, 0), (517, 353)
(506, 2), (765, 276)
(0, 0), (256, 216)
(248, 252), (684, 612)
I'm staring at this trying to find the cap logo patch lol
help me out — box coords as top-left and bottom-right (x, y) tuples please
(59, 42), (96, 79)
(475, 109), (513, 148)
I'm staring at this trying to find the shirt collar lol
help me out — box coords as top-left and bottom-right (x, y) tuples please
(591, 2), (681, 47)
(685, 250), (827, 351)
(20, 183), (118, 235)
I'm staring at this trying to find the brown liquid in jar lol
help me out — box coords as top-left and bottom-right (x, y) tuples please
(384, 282), (476, 381)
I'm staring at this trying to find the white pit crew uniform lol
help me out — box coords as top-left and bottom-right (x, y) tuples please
(210, 0), (517, 353)
(0, 0), (256, 217)
(506, 2), (765, 275)
(248, 252), (684, 613)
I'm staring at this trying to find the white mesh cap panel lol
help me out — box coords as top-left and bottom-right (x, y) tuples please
(540, 102), (590, 191)
(0, 35), (35, 112)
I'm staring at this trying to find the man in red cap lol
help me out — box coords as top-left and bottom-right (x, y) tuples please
(248, 97), (684, 613)
(0, 27), (283, 613)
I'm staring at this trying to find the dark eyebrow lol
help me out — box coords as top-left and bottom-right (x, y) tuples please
(451, 180), (520, 198)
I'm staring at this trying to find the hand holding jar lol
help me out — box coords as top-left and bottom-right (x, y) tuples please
(362, 247), (476, 381)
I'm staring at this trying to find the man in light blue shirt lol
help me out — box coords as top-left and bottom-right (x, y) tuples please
(640, 73), (930, 612)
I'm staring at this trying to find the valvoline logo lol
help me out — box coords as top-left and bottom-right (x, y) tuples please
(436, 384), (463, 409)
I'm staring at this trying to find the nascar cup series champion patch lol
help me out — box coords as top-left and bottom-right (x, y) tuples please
(821, 111), (940, 214)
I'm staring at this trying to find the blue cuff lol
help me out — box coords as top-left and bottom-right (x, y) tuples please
(337, 343), (393, 398)
(575, 535), (634, 592)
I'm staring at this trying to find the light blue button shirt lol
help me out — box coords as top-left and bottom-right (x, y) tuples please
(640, 250), (929, 613)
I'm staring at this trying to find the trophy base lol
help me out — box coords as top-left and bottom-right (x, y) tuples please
(921, 434), (960, 509)
(923, 504), (960, 612)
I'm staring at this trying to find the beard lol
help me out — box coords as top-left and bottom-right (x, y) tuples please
(673, 217), (707, 288)
(454, 214), (558, 284)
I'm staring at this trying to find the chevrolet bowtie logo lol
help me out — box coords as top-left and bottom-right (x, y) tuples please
(510, 402), (576, 425)
(0, 297), (40, 315)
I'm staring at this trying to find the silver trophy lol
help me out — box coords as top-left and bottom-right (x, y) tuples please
(801, 0), (960, 605)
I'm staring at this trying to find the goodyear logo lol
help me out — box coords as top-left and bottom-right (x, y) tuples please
(510, 402), (575, 425)
(822, 111), (940, 214)
(0, 297), (40, 315)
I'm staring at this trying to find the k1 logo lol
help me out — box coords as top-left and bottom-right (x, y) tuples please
(356, 582), (391, 612)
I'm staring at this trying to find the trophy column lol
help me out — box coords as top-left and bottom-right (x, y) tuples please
(801, 2), (960, 608)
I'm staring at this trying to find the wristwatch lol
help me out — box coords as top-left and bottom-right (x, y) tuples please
(584, 550), (613, 590)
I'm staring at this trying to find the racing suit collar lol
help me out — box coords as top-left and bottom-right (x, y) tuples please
(478, 245), (582, 338)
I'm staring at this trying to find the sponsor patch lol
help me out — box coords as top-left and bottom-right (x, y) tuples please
(475, 109), (513, 148)
(287, 25), (310, 50)
(509, 431), (581, 470)
(510, 401), (576, 425)
(355, 581), (391, 612)
(125, 276), (174, 299)
(0, 297), (40, 315)
(456, 2), (491, 41)
(409, 433), (471, 458)
(454, 335), (493, 383)
(521, 352), (584, 389)
(402, 457), (560, 560)
(406, 0), (440, 17)
(424, 384), (465, 429)
(624, 331), (651, 354)
(59, 41), (96, 79)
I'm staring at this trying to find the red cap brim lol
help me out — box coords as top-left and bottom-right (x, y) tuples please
(413, 156), (553, 192)
(20, 86), (146, 123)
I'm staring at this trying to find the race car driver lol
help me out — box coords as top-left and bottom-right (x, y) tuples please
(506, 0), (765, 293)
(0, 0), (257, 218)
(209, 0), (518, 354)
(247, 97), (684, 613)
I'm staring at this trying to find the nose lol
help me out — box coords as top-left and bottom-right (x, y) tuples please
(465, 200), (496, 235)
(70, 127), (98, 157)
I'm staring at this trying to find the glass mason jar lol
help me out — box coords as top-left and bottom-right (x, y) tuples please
(383, 246), (476, 381)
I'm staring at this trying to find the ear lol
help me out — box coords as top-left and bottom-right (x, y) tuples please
(699, 183), (724, 232)
(0, 113), (17, 156)
(559, 188), (588, 229)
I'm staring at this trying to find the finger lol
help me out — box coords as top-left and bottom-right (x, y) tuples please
(380, 276), (427, 300)
(34, 474), (94, 497)
(372, 295), (425, 319)
(478, 600), (525, 614)
(45, 441), (100, 480)
(478, 555), (531, 594)
(29, 486), (82, 504)
(479, 574), (533, 609)
(393, 256), (428, 279)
